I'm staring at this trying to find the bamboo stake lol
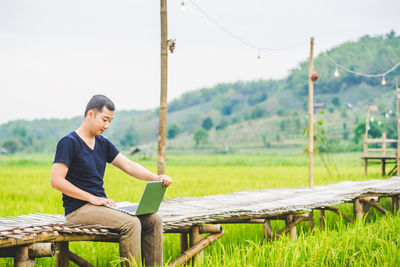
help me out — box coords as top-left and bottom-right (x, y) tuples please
(308, 37), (315, 188)
(158, 0), (168, 175)
(168, 231), (225, 267)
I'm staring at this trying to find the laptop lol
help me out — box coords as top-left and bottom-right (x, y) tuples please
(107, 181), (166, 216)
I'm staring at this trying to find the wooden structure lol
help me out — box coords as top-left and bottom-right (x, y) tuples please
(362, 81), (400, 176)
(362, 132), (398, 176)
(2, 177), (400, 266)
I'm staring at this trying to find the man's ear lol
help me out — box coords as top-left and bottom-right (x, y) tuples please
(87, 109), (95, 119)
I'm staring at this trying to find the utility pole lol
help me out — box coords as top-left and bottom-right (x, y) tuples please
(158, 0), (168, 175)
(396, 78), (399, 176)
(308, 37), (315, 188)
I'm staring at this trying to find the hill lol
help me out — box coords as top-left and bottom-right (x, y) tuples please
(1, 32), (399, 153)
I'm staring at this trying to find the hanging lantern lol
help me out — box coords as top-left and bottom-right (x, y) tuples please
(311, 72), (319, 82)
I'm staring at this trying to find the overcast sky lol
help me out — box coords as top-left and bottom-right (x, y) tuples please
(0, 0), (399, 124)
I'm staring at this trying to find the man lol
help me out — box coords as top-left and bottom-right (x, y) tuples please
(51, 95), (172, 266)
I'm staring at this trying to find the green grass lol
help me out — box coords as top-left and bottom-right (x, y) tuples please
(0, 152), (398, 266)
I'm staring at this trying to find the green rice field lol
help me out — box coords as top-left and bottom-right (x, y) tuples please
(0, 152), (399, 266)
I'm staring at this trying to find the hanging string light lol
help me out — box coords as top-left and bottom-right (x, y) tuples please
(325, 53), (400, 85)
(180, 1), (185, 10)
(334, 65), (340, 77)
(257, 49), (261, 62)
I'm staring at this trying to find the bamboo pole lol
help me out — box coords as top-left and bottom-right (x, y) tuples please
(396, 78), (400, 176)
(285, 214), (296, 239)
(319, 210), (325, 230)
(353, 198), (363, 221)
(189, 226), (203, 266)
(68, 251), (94, 267)
(158, 0), (168, 175)
(14, 246), (34, 267)
(308, 37), (315, 188)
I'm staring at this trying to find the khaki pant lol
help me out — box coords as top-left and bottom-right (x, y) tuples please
(66, 204), (163, 267)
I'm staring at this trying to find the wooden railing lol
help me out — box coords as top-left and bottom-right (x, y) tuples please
(363, 132), (398, 157)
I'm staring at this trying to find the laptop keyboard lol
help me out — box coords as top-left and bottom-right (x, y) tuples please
(118, 204), (138, 213)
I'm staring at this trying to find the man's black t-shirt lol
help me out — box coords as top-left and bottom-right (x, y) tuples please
(53, 131), (119, 216)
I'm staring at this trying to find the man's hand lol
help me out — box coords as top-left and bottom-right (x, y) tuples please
(158, 174), (172, 187)
(88, 195), (116, 207)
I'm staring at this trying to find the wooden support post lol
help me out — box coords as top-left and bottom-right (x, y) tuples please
(14, 246), (34, 267)
(354, 198), (363, 221)
(319, 210), (325, 230)
(382, 132), (387, 157)
(364, 158), (368, 176)
(390, 195), (397, 213)
(189, 226), (203, 266)
(396, 78), (400, 176)
(157, 0), (168, 175)
(285, 214), (297, 239)
(382, 159), (386, 176)
(180, 233), (188, 255)
(56, 242), (69, 267)
(308, 37), (315, 188)
(263, 219), (274, 240)
(308, 210), (314, 232)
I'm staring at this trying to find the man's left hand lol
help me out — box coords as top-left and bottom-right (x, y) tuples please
(158, 174), (172, 187)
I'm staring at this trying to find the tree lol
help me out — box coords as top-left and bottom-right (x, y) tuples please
(216, 119), (228, 131)
(332, 97), (340, 107)
(2, 139), (19, 154)
(167, 123), (180, 139)
(193, 128), (208, 146)
(250, 106), (265, 119)
(202, 117), (213, 130)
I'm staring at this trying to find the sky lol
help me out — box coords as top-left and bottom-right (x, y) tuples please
(0, 0), (399, 124)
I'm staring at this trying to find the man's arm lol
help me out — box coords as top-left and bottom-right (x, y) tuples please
(111, 153), (172, 187)
(50, 163), (116, 206)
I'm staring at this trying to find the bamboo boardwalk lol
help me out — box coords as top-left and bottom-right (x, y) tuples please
(1, 177), (400, 266)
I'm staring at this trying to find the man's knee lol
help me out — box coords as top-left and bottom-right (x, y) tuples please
(119, 216), (142, 236)
(149, 212), (163, 229)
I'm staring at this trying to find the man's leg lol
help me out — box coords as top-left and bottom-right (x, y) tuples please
(137, 212), (163, 267)
(66, 204), (141, 266)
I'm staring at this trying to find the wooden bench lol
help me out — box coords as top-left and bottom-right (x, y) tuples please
(362, 132), (399, 176)
(2, 177), (400, 266)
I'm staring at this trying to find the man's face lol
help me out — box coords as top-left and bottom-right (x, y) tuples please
(87, 107), (114, 136)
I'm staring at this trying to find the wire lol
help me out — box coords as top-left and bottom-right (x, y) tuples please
(186, 0), (308, 52)
(325, 53), (400, 78)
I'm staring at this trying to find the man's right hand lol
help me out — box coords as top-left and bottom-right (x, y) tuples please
(88, 195), (116, 207)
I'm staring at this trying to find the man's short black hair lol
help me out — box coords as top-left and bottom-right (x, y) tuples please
(84, 95), (115, 117)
